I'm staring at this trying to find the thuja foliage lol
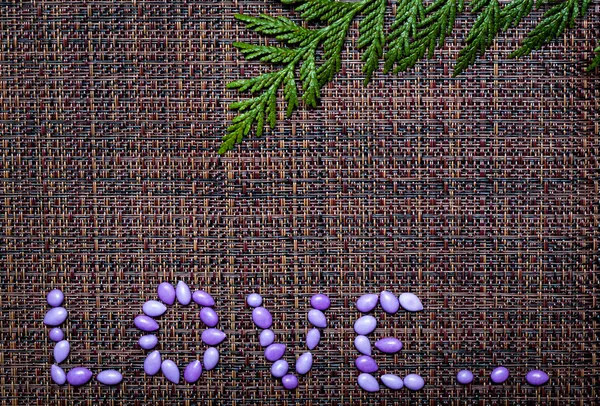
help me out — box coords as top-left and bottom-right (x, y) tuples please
(221, 0), (597, 153)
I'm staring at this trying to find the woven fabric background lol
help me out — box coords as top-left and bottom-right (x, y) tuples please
(1, 0), (599, 404)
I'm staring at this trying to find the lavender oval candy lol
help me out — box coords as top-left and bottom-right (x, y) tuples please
(356, 294), (378, 313)
(457, 369), (474, 384)
(404, 373), (425, 391)
(259, 329), (275, 347)
(381, 374), (404, 390)
(184, 360), (202, 383)
(355, 355), (378, 373)
(354, 335), (372, 355)
(49, 328), (64, 342)
(143, 300), (167, 317)
(295, 352), (313, 375)
(201, 328), (226, 346)
(282, 374), (299, 390)
(66, 367), (93, 386)
(306, 328), (321, 350)
(526, 369), (549, 386)
(47, 289), (64, 307)
(144, 350), (162, 375)
(199, 307), (219, 327)
(134, 315), (159, 332)
(490, 366), (509, 384)
(375, 337), (403, 354)
(310, 293), (331, 310)
(51, 365), (66, 385)
(354, 315), (377, 335)
(358, 373), (379, 392)
(192, 290), (215, 307)
(176, 281), (192, 306)
(379, 291), (400, 314)
(246, 293), (262, 307)
(161, 360), (180, 384)
(399, 292), (423, 312)
(271, 360), (289, 378)
(307, 309), (327, 328)
(138, 334), (159, 350)
(97, 370), (123, 385)
(54, 340), (70, 363)
(203, 347), (219, 371)
(265, 343), (286, 362)
(252, 307), (273, 329)
(44, 307), (68, 326)
(157, 282), (175, 305)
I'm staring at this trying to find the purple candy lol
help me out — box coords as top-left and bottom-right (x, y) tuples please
(161, 360), (180, 384)
(49, 328), (64, 342)
(379, 291), (400, 314)
(138, 334), (159, 350)
(354, 315), (377, 335)
(355, 355), (378, 373)
(44, 307), (68, 326)
(97, 370), (123, 385)
(192, 290), (215, 307)
(54, 340), (70, 363)
(199, 307), (219, 327)
(354, 335), (372, 355)
(143, 300), (167, 317)
(457, 369), (474, 384)
(246, 293), (263, 307)
(134, 315), (159, 332)
(176, 281), (191, 306)
(358, 373), (379, 392)
(399, 292), (423, 312)
(271, 360), (289, 378)
(47, 289), (64, 307)
(310, 294), (330, 310)
(374, 337), (403, 354)
(282, 374), (299, 390)
(356, 294), (378, 313)
(490, 366), (509, 384)
(203, 347), (219, 370)
(51, 365), (66, 385)
(265, 343), (286, 362)
(66, 367), (93, 386)
(259, 329), (275, 347)
(252, 307), (273, 329)
(404, 373), (425, 391)
(307, 309), (327, 328)
(526, 370), (549, 386)
(144, 351), (162, 375)
(184, 360), (202, 383)
(201, 328), (226, 346)
(295, 352), (313, 375)
(306, 328), (321, 350)
(157, 282), (175, 305)
(381, 374), (404, 390)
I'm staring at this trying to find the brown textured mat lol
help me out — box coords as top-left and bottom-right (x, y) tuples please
(1, 0), (599, 405)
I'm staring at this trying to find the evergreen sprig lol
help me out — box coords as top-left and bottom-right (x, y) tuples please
(222, 0), (598, 153)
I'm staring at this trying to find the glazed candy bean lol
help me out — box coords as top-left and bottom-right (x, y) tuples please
(143, 300), (167, 317)
(282, 374), (299, 390)
(306, 328), (321, 350)
(139, 335), (159, 350)
(161, 360), (180, 384)
(354, 335), (372, 355)
(295, 352), (313, 375)
(265, 343), (286, 362)
(490, 366), (509, 384)
(184, 360), (203, 383)
(310, 294), (330, 310)
(97, 370), (123, 385)
(203, 347), (219, 371)
(457, 370), (474, 384)
(307, 309), (327, 328)
(354, 315), (377, 335)
(246, 293), (263, 307)
(66, 367), (93, 386)
(176, 281), (192, 306)
(355, 355), (378, 373)
(357, 373), (379, 392)
(51, 365), (66, 385)
(381, 374), (404, 390)
(44, 307), (68, 326)
(201, 329), (226, 346)
(404, 374), (425, 391)
(374, 337), (403, 354)
(399, 293), (423, 312)
(526, 370), (549, 386)
(134, 315), (159, 332)
(356, 294), (378, 313)
(144, 351), (162, 375)
(53, 340), (70, 363)
(252, 307), (273, 329)
(157, 282), (176, 305)
(200, 307), (219, 327)
(271, 360), (289, 378)
(259, 329), (275, 347)
(192, 290), (215, 307)
(47, 290), (64, 307)
(379, 291), (399, 314)
(49, 328), (64, 342)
